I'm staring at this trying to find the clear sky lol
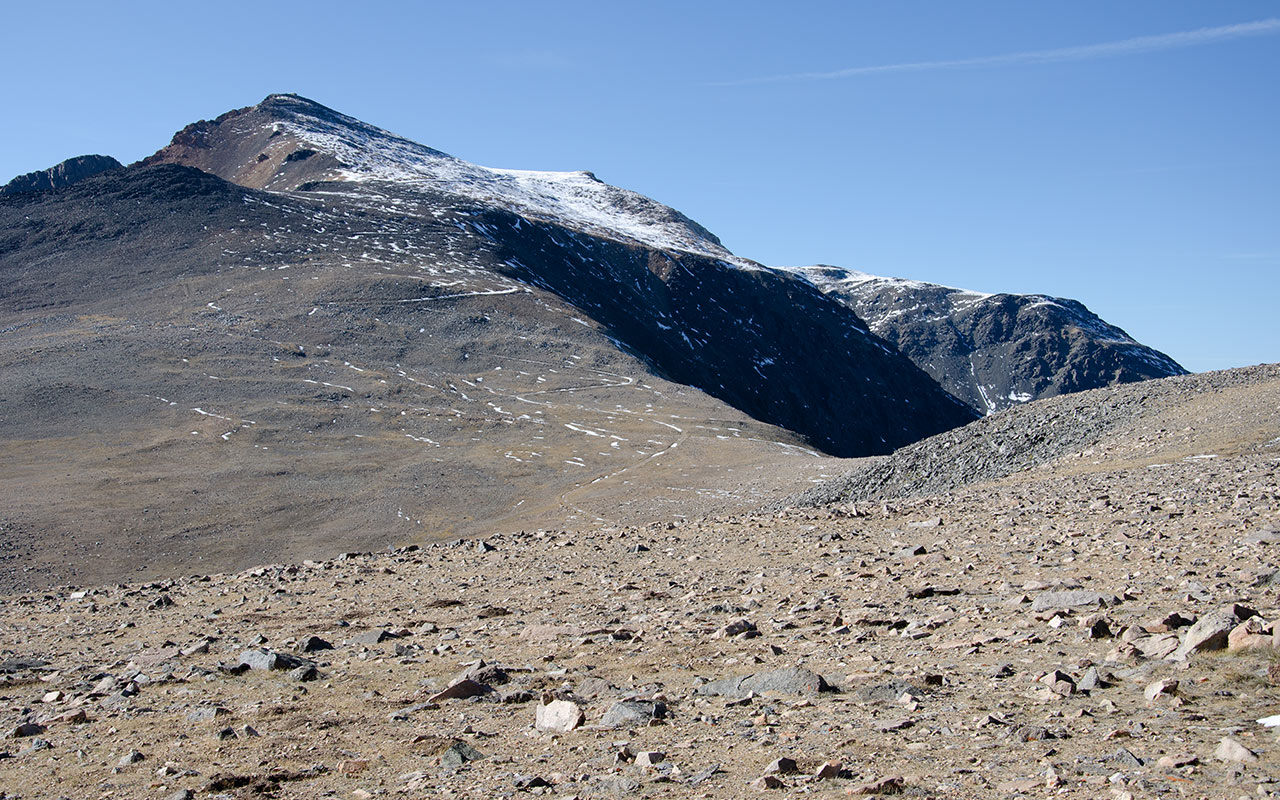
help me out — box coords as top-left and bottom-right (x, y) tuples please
(4, 1), (1277, 372)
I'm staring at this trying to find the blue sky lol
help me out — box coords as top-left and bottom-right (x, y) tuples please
(4, 1), (1276, 372)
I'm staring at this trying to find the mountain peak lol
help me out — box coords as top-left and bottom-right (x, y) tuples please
(143, 94), (733, 259)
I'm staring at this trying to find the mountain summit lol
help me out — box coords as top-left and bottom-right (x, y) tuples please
(143, 93), (732, 260)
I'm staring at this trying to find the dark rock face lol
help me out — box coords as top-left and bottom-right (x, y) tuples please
(480, 213), (976, 456)
(1, 155), (122, 195)
(785, 266), (1186, 413)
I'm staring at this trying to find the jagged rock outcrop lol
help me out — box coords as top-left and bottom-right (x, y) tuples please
(780, 266), (1186, 413)
(1, 154), (122, 195)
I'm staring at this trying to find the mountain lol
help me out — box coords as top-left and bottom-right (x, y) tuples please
(0, 94), (977, 590)
(1, 93), (1190, 589)
(138, 94), (977, 456)
(779, 265), (1187, 413)
(0, 154), (122, 195)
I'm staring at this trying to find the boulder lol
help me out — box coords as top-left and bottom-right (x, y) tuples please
(535, 698), (584, 733)
(600, 700), (666, 728)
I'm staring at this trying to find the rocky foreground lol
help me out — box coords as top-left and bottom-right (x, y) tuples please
(2, 366), (1279, 800)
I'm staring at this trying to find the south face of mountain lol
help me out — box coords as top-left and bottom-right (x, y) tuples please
(137, 93), (978, 455)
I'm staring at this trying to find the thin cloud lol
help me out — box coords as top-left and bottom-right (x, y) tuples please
(713, 18), (1280, 86)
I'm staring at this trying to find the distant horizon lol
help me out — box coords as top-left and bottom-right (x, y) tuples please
(3, 2), (1276, 373)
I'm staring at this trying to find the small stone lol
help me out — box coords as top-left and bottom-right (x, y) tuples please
(1108, 747), (1144, 768)
(535, 698), (584, 733)
(1030, 590), (1116, 612)
(288, 664), (319, 682)
(186, 706), (231, 722)
(180, 640), (210, 656)
(1172, 606), (1249, 660)
(440, 741), (486, 770)
(1039, 669), (1076, 696)
(165, 790), (194, 800)
(1227, 617), (1271, 651)
(812, 761), (842, 779)
(1214, 737), (1258, 763)
(428, 678), (489, 703)
(600, 700), (666, 728)
(352, 629), (396, 646)
(751, 775), (786, 790)
(687, 764), (723, 786)
(8, 722), (46, 738)
(1143, 678), (1178, 703)
(874, 717), (914, 732)
(696, 667), (831, 698)
(635, 751), (666, 767)
(1079, 666), (1105, 692)
(848, 776), (905, 795)
(763, 757), (798, 775)
(118, 749), (145, 767)
(513, 774), (552, 789)
(337, 758), (370, 774)
(714, 619), (759, 639)
(297, 635), (334, 653)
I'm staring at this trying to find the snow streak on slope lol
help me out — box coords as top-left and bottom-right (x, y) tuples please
(263, 95), (743, 264)
(775, 264), (1149, 346)
(773, 265), (994, 327)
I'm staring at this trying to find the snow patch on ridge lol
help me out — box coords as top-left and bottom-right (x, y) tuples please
(263, 95), (746, 264)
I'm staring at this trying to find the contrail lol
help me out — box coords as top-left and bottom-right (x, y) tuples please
(712, 18), (1280, 86)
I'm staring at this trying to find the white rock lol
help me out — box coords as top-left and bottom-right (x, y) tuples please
(1213, 737), (1258, 763)
(535, 699), (584, 733)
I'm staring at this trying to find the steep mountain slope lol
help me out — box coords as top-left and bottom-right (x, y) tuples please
(140, 94), (977, 455)
(780, 265), (1186, 413)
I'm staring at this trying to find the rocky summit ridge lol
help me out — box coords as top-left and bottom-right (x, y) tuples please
(0, 154), (122, 195)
